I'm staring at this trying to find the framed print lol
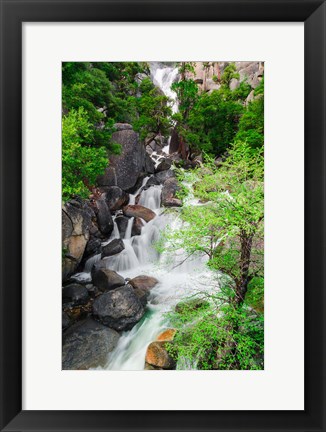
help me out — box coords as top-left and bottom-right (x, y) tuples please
(0, 0), (325, 431)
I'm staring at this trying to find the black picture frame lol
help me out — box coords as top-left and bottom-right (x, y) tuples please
(0, 0), (325, 431)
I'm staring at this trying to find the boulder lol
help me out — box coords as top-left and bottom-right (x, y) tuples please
(129, 275), (159, 291)
(102, 238), (125, 258)
(95, 199), (113, 236)
(122, 204), (156, 222)
(131, 217), (144, 236)
(169, 127), (180, 154)
(62, 200), (93, 281)
(143, 176), (161, 190)
(83, 236), (102, 259)
(102, 186), (129, 211)
(156, 328), (177, 342)
(155, 169), (175, 184)
(92, 285), (145, 331)
(155, 158), (172, 173)
(62, 283), (89, 307)
(91, 267), (125, 292)
(62, 311), (71, 330)
(97, 127), (145, 191)
(145, 341), (176, 369)
(115, 215), (129, 238)
(114, 123), (133, 131)
(62, 318), (119, 370)
(229, 77), (240, 91)
(144, 153), (155, 174)
(129, 275), (159, 306)
(161, 177), (182, 207)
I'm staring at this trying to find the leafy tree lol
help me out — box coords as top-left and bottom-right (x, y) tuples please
(132, 77), (172, 142)
(62, 108), (108, 201)
(159, 141), (264, 369)
(220, 62), (240, 86)
(185, 90), (244, 154)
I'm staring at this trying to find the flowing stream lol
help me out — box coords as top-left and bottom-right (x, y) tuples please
(73, 64), (218, 370)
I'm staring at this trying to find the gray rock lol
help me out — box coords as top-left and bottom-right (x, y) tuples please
(161, 177), (182, 207)
(102, 239), (125, 258)
(114, 123), (133, 131)
(62, 283), (89, 306)
(95, 199), (113, 236)
(144, 153), (155, 174)
(92, 285), (145, 331)
(62, 311), (71, 330)
(131, 217), (144, 236)
(144, 176), (161, 189)
(229, 78), (240, 91)
(155, 158), (172, 173)
(102, 186), (129, 211)
(84, 236), (102, 259)
(97, 128), (145, 191)
(62, 201), (93, 281)
(91, 267), (125, 292)
(155, 169), (176, 184)
(62, 318), (119, 370)
(115, 215), (129, 238)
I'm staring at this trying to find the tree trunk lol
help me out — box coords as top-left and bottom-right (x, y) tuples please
(235, 232), (253, 305)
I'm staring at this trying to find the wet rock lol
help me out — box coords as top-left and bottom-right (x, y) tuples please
(92, 285), (145, 331)
(144, 153), (155, 174)
(62, 318), (119, 370)
(129, 275), (159, 291)
(155, 169), (175, 184)
(102, 186), (129, 211)
(129, 275), (159, 306)
(155, 158), (172, 173)
(85, 284), (100, 298)
(102, 239), (125, 258)
(122, 204), (156, 222)
(62, 200), (93, 281)
(115, 215), (129, 238)
(161, 177), (182, 207)
(97, 127), (145, 191)
(131, 217), (144, 236)
(83, 237), (102, 259)
(91, 267), (125, 292)
(95, 199), (113, 236)
(62, 311), (71, 330)
(143, 176), (161, 190)
(62, 283), (89, 307)
(156, 328), (177, 342)
(145, 341), (176, 369)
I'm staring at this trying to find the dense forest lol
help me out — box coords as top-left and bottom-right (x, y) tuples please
(62, 61), (264, 370)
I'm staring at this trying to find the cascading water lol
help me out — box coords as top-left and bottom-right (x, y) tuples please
(150, 62), (179, 154)
(100, 178), (216, 371)
(85, 64), (217, 370)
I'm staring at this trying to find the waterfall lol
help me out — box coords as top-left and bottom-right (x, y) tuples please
(101, 181), (217, 371)
(124, 217), (134, 240)
(138, 185), (162, 210)
(150, 62), (179, 154)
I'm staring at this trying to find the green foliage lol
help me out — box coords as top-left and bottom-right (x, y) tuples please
(221, 63), (240, 85)
(133, 78), (172, 141)
(235, 96), (264, 149)
(160, 142), (264, 369)
(185, 90), (244, 154)
(62, 108), (108, 201)
(166, 294), (264, 370)
(245, 277), (264, 312)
